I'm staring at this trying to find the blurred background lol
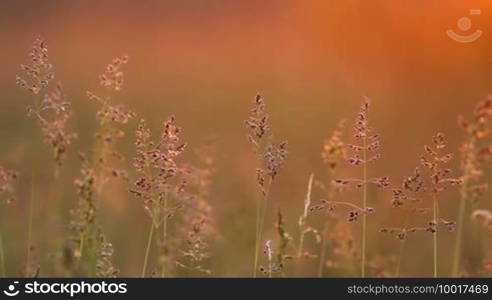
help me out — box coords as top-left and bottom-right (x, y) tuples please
(0, 0), (491, 277)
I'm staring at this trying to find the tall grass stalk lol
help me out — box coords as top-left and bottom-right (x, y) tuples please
(161, 192), (169, 278)
(297, 173), (314, 258)
(246, 95), (288, 277)
(452, 195), (467, 277)
(317, 224), (328, 277)
(361, 134), (367, 278)
(394, 214), (411, 277)
(0, 235), (5, 277)
(395, 240), (405, 277)
(433, 196), (438, 278)
(142, 222), (155, 278)
(452, 136), (476, 277)
(253, 178), (272, 277)
(26, 167), (35, 277)
(317, 121), (346, 277)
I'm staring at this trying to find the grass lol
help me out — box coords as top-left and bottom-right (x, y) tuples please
(0, 234), (5, 277)
(246, 94), (288, 277)
(329, 98), (388, 277)
(361, 134), (368, 278)
(452, 99), (492, 276)
(253, 177), (272, 277)
(433, 196), (438, 278)
(0, 37), (491, 278)
(142, 222), (155, 278)
(297, 173), (314, 259)
(26, 166), (35, 277)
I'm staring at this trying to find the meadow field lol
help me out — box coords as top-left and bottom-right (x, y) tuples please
(0, 0), (491, 278)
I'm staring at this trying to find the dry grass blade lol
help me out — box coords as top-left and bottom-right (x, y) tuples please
(131, 116), (188, 277)
(297, 173), (318, 261)
(452, 96), (492, 276)
(95, 228), (119, 278)
(245, 94), (288, 277)
(326, 98), (389, 277)
(17, 37), (77, 169)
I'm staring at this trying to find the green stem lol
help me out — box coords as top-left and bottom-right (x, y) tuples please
(253, 199), (261, 277)
(75, 232), (85, 269)
(0, 234), (5, 277)
(94, 94), (113, 194)
(88, 241), (97, 277)
(395, 240), (405, 277)
(361, 133), (367, 278)
(318, 222), (328, 278)
(161, 192), (169, 278)
(26, 168), (35, 277)
(452, 137), (475, 277)
(95, 134), (109, 194)
(452, 193), (466, 277)
(297, 174), (314, 259)
(433, 196), (438, 278)
(142, 222), (155, 278)
(395, 212), (413, 277)
(253, 179), (272, 277)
